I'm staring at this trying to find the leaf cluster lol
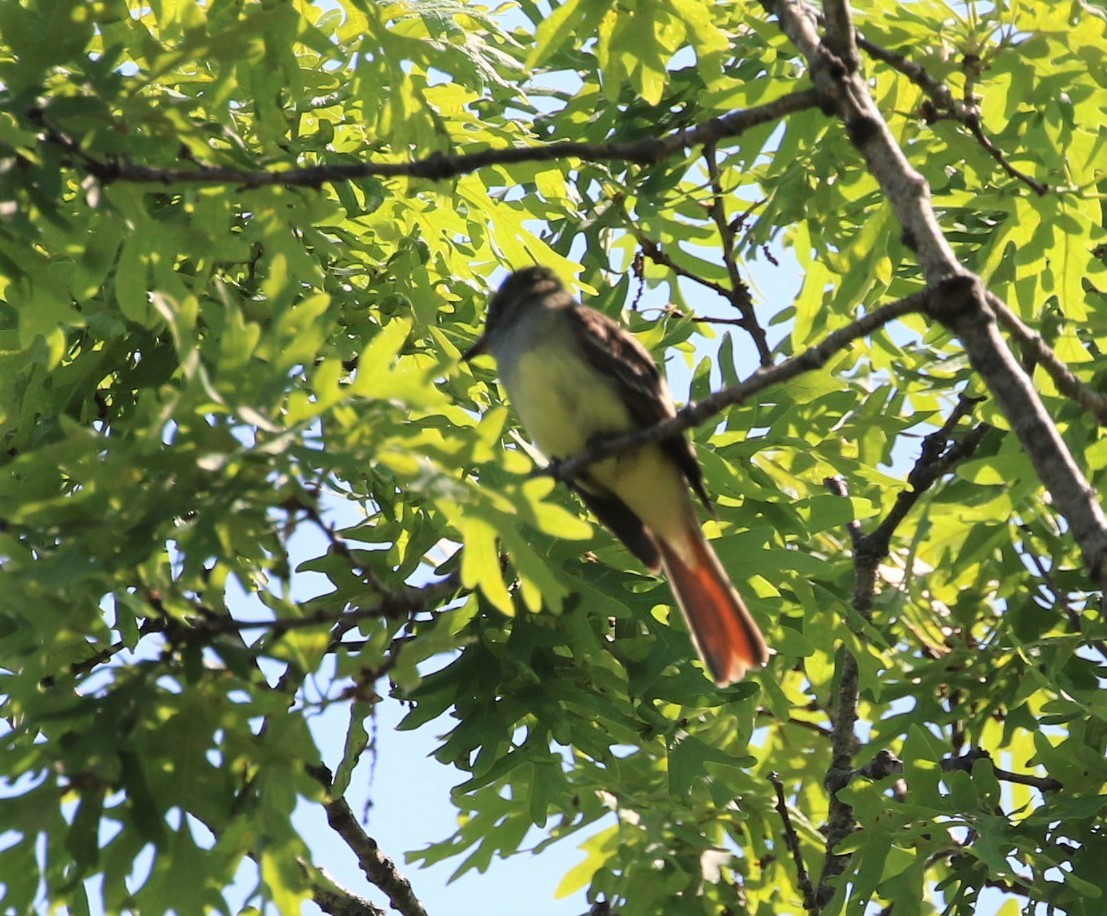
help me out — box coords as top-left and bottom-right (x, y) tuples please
(0, 1), (1104, 914)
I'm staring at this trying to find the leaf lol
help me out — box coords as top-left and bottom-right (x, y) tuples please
(64, 789), (105, 874)
(333, 700), (373, 798)
(555, 824), (620, 899)
(458, 514), (514, 616)
(529, 0), (594, 68)
(667, 733), (756, 796)
(114, 236), (150, 323)
(515, 477), (592, 540)
(72, 218), (124, 304)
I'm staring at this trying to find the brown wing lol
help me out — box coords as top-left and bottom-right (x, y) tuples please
(571, 484), (661, 572)
(567, 304), (712, 509)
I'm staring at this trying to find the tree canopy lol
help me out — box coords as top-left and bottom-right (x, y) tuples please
(1, 0), (1106, 914)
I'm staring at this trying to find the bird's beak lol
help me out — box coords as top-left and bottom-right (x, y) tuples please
(462, 335), (488, 362)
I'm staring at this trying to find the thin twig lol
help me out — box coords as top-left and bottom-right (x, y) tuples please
(853, 34), (1047, 195)
(858, 36), (960, 108)
(941, 749), (1063, 793)
(962, 113), (1049, 195)
(1020, 525), (1085, 631)
(865, 395), (991, 560)
(824, 477), (864, 555)
(757, 709), (834, 739)
(702, 143), (772, 366)
(688, 313), (750, 327)
(634, 233), (733, 301)
(962, 49), (983, 109)
(42, 617), (167, 686)
(769, 772), (818, 911)
(178, 573), (459, 640)
(1017, 525), (1107, 662)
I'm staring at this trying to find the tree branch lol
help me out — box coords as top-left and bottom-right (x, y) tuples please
(769, 771), (818, 911)
(178, 572), (461, 642)
(816, 626), (864, 906)
(758, 709), (834, 740)
(855, 34), (965, 119)
(41, 89), (824, 189)
(817, 393), (990, 905)
(765, 0), (1107, 587)
(308, 764), (430, 916)
(308, 865), (388, 916)
(821, 0), (860, 71)
(940, 748), (1063, 793)
(853, 33), (1048, 194)
(1017, 524), (1107, 663)
(702, 144), (772, 366)
(987, 291), (1107, 425)
(960, 111), (1049, 196)
(633, 232), (734, 302)
(541, 291), (927, 485)
(865, 394), (990, 560)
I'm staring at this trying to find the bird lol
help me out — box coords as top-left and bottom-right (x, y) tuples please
(463, 266), (769, 686)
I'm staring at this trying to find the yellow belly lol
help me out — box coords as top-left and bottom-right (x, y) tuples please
(505, 346), (635, 458)
(503, 346), (696, 555)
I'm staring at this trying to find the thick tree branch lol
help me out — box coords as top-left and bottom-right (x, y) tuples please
(308, 764), (430, 916)
(770, 0), (960, 278)
(308, 866), (388, 916)
(42, 89), (823, 189)
(821, 0), (860, 71)
(766, 0), (1107, 588)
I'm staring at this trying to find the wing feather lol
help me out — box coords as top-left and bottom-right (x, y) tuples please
(567, 305), (712, 509)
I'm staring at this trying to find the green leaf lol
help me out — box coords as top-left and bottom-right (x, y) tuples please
(458, 514), (514, 616)
(555, 825), (620, 899)
(333, 700), (373, 798)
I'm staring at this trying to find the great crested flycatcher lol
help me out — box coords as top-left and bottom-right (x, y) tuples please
(464, 266), (769, 685)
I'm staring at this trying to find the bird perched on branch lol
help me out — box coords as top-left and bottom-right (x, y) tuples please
(464, 266), (768, 685)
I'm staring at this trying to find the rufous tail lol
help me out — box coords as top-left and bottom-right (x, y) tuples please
(658, 527), (769, 686)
